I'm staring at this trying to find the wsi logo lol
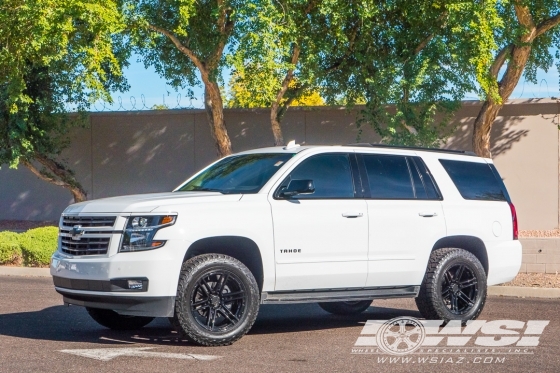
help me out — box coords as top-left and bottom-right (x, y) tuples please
(354, 317), (549, 356)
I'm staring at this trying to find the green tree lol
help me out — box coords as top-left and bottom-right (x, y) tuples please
(123, 0), (240, 157)
(319, 1), (501, 148)
(473, 1), (560, 158)
(230, 0), (355, 146)
(0, 0), (127, 201)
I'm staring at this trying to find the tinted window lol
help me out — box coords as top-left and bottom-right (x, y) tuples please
(410, 157), (442, 200)
(439, 159), (507, 201)
(408, 158), (428, 198)
(285, 154), (355, 198)
(363, 155), (414, 199)
(177, 153), (292, 194)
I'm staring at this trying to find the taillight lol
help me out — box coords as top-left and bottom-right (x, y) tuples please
(508, 202), (518, 240)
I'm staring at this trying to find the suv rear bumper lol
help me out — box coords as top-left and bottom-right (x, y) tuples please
(487, 240), (522, 286)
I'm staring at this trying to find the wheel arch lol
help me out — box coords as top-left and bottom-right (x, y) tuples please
(432, 236), (489, 275)
(184, 236), (264, 292)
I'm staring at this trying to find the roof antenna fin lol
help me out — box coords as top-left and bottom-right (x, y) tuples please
(284, 140), (300, 150)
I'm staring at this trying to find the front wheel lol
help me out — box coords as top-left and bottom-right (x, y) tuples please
(86, 308), (154, 330)
(170, 254), (260, 346)
(318, 300), (373, 315)
(415, 248), (487, 322)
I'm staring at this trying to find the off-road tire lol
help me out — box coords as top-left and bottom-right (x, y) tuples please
(415, 248), (487, 322)
(86, 308), (154, 330)
(170, 254), (260, 346)
(318, 300), (373, 315)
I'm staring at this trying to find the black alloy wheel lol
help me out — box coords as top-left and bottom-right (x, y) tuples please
(415, 248), (487, 322)
(190, 270), (247, 332)
(441, 263), (479, 315)
(171, 254), (260, 346)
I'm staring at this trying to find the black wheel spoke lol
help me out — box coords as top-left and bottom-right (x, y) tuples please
(222, 290), (245, 303)
(192, 298), (208, 307)
(451, 294), (458, 312)
(443, 270), (452, 284)
(217, 273), (229, 293)
(206, 308), (217, 329)
(441, 286), (451, 298)
(457, 290), (475, 307)
(459, 277), (477, 289)
(455, 265), (465, 280)
(218, 306), (239, 324)
(200, 277), (212, 295)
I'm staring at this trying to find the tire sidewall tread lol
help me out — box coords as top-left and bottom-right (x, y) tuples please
(172, 253), (260, 346)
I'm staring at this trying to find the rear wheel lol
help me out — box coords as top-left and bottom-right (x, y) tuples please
(86, 308), (154, 330)
(318, 300), (372, 315)
(415, 248), (487, 321)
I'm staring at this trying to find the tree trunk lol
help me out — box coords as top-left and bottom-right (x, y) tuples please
(270, 105), (284, 146)
(472, 44), (533, 158)
(204, 83), (232, 157)
(22, 154), (87, 203)
(472, 2), (544, 158)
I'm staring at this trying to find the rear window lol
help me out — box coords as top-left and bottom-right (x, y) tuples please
(439, 159), (508, 201)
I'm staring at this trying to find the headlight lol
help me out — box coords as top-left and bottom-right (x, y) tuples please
(120, 215), (176, 252)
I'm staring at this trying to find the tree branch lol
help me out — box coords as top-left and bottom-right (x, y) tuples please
(513, 2), (537, 42)
(536, 12), (560, 38)
(273, 44), (301, 110)
(147, 24), (208, 79)
(490, 44), (513, 78)
(22, 160), (67, 187)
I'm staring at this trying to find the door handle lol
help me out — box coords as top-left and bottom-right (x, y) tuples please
(342, 212), (363, 218)
(418, 212), (438, 217)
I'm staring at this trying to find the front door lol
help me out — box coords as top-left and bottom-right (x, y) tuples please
(269, 152), (369, 291)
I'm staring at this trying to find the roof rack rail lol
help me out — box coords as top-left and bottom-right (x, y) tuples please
(346, 143), (477, 156)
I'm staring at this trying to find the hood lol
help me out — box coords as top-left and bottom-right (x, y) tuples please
(63, 192), (242, 214)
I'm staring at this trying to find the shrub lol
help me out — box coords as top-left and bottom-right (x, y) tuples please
(20, 227), (58, 267)
(0, 231), (22, 265)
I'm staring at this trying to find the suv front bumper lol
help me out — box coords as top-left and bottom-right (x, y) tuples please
(50, 241), (186, 317)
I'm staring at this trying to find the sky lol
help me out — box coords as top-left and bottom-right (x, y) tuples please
(99, 54), (560, 112)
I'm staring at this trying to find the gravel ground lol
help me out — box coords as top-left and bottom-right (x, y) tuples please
(500, 273), (560, 288)
(519, 229), (560, 237)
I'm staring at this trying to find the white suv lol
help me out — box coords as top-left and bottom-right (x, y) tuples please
(50, 143), (522, 346)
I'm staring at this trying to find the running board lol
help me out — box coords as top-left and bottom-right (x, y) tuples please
(261, 285), (420, 304)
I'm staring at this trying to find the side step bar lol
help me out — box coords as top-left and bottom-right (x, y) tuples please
(261, 285), (419, 304)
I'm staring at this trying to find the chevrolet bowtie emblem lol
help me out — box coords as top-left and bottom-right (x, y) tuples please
(71, 225), (85, 240)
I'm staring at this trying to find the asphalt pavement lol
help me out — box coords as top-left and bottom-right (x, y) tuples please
(0, 275), (558, 373)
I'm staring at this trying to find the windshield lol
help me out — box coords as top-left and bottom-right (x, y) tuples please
(176, 153), (293, 194)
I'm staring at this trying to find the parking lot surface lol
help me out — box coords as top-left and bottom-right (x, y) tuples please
(0, 276), (558, 373)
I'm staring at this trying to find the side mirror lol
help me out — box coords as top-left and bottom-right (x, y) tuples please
(279, 179), (315, 198)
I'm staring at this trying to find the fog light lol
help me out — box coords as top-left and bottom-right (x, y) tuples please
(128, 280), (143, 290)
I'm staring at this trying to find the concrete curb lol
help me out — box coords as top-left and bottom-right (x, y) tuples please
(0, 266), (51, 277)
(488, 285), (560, 298)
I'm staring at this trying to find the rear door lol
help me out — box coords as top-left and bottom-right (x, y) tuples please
(358, 153), (447, 287)
(269, 152), (369, 291)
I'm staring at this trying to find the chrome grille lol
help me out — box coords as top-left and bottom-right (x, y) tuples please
(60, 236), (111, 256)
(59, 215), (117, 256)
(62, 216), (116, 228)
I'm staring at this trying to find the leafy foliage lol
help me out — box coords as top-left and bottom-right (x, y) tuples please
(0, 1), (128, 199)
(0, 231), (22, 265)
(19, 227), (59, 267)
(317, 1), (502, 147)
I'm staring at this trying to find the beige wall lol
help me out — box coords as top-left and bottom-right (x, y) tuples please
(1, 99), (558, 229)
